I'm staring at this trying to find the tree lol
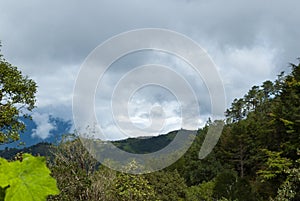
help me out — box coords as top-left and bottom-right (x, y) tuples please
(114, 160), (157, 201)
(220, 123), (244, 178)
(270, 62), (300, 160)
(0, 44), (37, 144)
(48, 137), (100, 200)
(185, 180), (215, 201)
(274, 151), (300, 201)
(146, 170), (187, 201)
(169, 127), (222, 186)
(213, 170), (254, 201)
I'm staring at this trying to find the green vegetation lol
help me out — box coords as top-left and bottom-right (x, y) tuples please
(0, 153), (59, 201)
(0, 142), (54, 160)
(112, 131), (177, 154)
(1, 43), (300, 200)
(0, 46), (58, 201)
(0, 48), (37, 144)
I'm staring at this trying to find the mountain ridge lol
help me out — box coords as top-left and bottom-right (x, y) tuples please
(0, 129), (197, 159)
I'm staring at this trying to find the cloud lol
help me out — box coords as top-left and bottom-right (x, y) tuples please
(86, 51), (211, 140)
(31, 112), (56, 139)
(211, 44), (280, 105)
(0, 0), (300, 139)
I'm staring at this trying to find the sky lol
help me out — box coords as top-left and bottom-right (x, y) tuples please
(0, 0), (300, 140)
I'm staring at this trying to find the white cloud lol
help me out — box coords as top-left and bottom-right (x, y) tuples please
(210, 44), (280, 105)
(31, 112), (56, 139)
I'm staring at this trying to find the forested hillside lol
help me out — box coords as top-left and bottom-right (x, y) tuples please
(1, 58), (300, 200)
(47, 62), (299, 200)
(0, 142), (53, 160)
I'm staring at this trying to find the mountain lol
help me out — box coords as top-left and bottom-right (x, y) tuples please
(0, 130), (194, 159)
(0, 142), (54, 160)
(112, 130), (178, 154)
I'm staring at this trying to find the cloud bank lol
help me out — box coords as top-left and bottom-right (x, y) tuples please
(0, 0), (299, 139)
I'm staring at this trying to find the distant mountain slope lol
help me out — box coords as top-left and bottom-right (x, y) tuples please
(0, 130), (195, 159)
(0, 142), (54, 160)
(112, 130), (178, 154)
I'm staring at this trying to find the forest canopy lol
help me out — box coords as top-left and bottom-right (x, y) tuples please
(0, 44), (299, 200)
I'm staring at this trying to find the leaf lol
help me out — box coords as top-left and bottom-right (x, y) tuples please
(0, 154), (59, 201)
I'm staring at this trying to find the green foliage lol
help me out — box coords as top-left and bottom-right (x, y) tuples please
(89, 166), (117, 201)
(257, 149), (292, 181)
(48, 137), (157, 201)
(112, 131), (176, 154)
(185, 180), (215, 201)
(218, 120), (255, 178)
(47, 137), (100, 200)
(0, 153), (59, 201)
(0, 45), (37, 144)
(4, 61), (300, 200)
(146, 170), (187, 201)
(114, 172), (156, 201)
(213, 170), (237, 200)
(0, 142), (54, 160)
(213, 170), (254, 201)
(216, 61), (300, 200)
(110, 160), (157, 201)
(170, 127), (222, 186)
(273, 151), (300, 200)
